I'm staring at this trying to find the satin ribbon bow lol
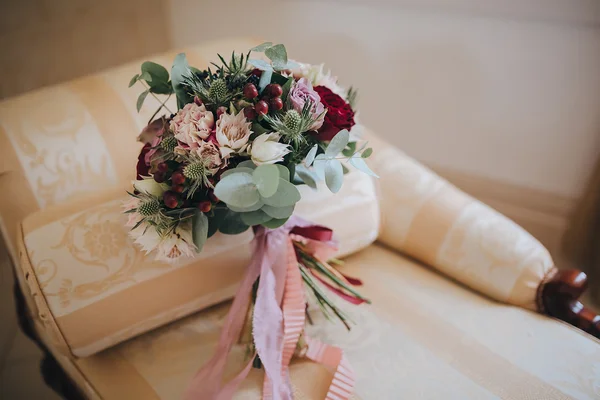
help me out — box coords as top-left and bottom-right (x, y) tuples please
(184, 215), (355, 400)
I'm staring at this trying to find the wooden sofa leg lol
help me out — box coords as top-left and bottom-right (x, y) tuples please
(539, 269), (600, 339)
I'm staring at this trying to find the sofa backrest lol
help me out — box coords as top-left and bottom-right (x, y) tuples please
(0, 38), (261, 262)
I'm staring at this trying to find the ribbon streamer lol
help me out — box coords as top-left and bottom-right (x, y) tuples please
(184, 216), (355, 400)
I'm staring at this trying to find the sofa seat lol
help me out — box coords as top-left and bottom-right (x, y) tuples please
(31, 244), (599, 400)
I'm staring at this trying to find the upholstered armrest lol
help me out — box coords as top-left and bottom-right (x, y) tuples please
(365, 131), (600, 337)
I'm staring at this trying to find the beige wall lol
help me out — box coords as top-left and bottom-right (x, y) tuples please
(170, 0), (600, 200)
(0, 0), (171, 100)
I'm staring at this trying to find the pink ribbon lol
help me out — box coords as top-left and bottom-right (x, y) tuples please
(184, 216), (355, 400)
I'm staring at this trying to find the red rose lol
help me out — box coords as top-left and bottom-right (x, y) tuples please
(136, 143), (151, 179)
(313, 86), (355, 141)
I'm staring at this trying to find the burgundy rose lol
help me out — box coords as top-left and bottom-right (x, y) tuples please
(136, 143), (151, 179)
(313, 85), (355, 141)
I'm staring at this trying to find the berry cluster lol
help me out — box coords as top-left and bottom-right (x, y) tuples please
(242, 80), (284, 120)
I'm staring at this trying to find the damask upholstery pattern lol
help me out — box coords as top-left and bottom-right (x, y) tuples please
(50, 245), (600, 400)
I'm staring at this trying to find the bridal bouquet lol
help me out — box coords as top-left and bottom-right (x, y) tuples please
(125, 42), (375, 399)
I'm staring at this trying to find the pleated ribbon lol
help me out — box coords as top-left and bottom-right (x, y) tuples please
(184, 216), (355, 400)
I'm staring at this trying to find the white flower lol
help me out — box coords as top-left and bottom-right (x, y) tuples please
(292, 62), (346, 98)
(249, 133), (291, 165)
(155, 221), (197, 262)
(216, 111), (252, 158)
(170, 103), (214, 146)
(133, 178), (168, 198)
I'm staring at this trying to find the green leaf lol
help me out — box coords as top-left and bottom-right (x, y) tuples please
(262, 204), (294, 219)
(296, 165), (318, 189)
(221, 167), (255, 178)
(325, 130), (350, 156)
(342, 142), (357, 157)
(207, 209), (226, 237)
(312, 154), (328, 180)
(261, 218), (288, 229)
(237, 160), (258, 170)
(349, 156), (379, 177)
(192, 211), (209, 252)
(240, 209), (272, 226)
(361, 147), (373, 158)
(281, 77), (294, 101)
(227, 198), (264, 212)
(213, 172), (260, 208)
(136, 90), (149, 112)
(171, 53), (191, 109)
(258, 69), (273, 93)
(129, 74), (140, 88)
(139, 71), (152, 82)
(251, 122), (270, 136)
(262, 178), (301, 207)
(248, 59), (273, 71)
(305, 144), (318, 166)
(265, 44), (288, 70)
(219, 210), (249, 234)
(142, 61), (169, 83)
(253, 165), (280, 198)
(275, 164), (290, 181)
(324, 159), (344, 193)
(251, 42), (273, 52)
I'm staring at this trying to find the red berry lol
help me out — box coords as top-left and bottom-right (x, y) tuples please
(198, 201), (212, 213)
(172, 184), (184, 193)
(244, 107), (257, 120)
(243, 83), (259, 99)
(163, 191), (179, 209)
(153, 171), (166, 183)
(208, 190), (219, 203)
(255, 100), (269, 115)
(269, 97), (283, 111)
(267, 84), (283, 98)
(171, 171), (185, 185)
(251, 69), (262, 77)
(193, 96), (203, 106)
(157, 162), (168, 172)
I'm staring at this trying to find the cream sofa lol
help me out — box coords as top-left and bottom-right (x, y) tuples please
(1, 38), (599, 399)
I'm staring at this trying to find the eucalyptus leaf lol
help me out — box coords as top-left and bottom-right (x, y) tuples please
(253, 165), (280, 198)
(139, 71), (152, 82)
(227, 198), (265, 212)
(284, 60), (300, 70)
(325, 130), (350, 156)
(261, 218), (288, 229)
(221, 167), (255, 178)
(324, 159), (344, 193)
(361, 147), (373, 158)
(141, 61), (169, 83)
(213, 172), (260, 208)
(248, 59), (273, 71)
(136, 90), (149, 112)
(251, 121), (270, 136)
(129, 74), (139, 88)
(262, 178), (301, 207)
(262, 204), (294, 219)
(312, 154), (329, 180)
(207, 209), (226, 237)
(349, 156), (379, 177)
(265, 44), (288, 70)
(258, 69), (273, 93)
(342, 142), (357, 157)
(251, 42), (273, 52)
(274, 164), (290, 181)
(219, 210), (249, 234)
(296, 165), (319, 189)
(171, 53), (191, 109)
(192, 211), (209, 252)
(240, 209), (272, 226)
(305, 144), (318, 166)
(237, 160), (257, 170)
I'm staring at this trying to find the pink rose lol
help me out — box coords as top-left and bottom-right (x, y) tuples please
(170, 103), (214, 146)
(195, 141), (223, 173)
(288, 78), (325, 130)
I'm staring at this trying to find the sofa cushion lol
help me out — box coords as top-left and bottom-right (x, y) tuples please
(18, 170), (379, 357)
(366, 132), (555, 311)
(32, 245), (599, 400)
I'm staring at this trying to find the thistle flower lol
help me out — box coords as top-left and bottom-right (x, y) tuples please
(262, 100), (325, 146)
